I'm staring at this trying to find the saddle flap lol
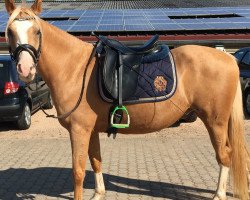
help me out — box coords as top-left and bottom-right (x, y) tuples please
(121, 54), (143, 70)
(101, 47), (140, 100)
(102, 47), (118, 98)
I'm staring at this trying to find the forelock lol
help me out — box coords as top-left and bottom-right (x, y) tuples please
(5, 7), (40, 41)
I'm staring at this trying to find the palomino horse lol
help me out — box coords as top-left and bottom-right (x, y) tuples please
(4, 0), (250, 199)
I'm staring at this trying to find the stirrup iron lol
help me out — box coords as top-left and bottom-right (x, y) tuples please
(110, 105), (130, 128)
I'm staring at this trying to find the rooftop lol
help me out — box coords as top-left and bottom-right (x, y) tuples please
(1, 0), (250, 10)
(0, 1), (249, 49)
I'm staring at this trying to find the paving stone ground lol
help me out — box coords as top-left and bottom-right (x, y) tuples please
(0, 110), (249, 200)
(0, 130), (249, 199)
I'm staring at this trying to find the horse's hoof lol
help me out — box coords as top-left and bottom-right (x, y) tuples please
(90, 192), (105, 200)
(213, 194), (227, 200)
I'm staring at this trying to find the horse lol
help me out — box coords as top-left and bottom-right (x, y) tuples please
(4, 0), (250, 199)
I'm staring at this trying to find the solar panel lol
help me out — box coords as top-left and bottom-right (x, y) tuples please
(152, 23), (183, 31)
(208, 10), (233, 15)
(75, 20), (100, 26)
(0, 18), (7, 23)
(233, 9), (250, 14)
(207, 23), (245, 29)
(228, 17), (250, 22)
(242, 14), (250, 17)
(42, 13), (65, 18)
(146, 15), (170, 20)
(1, 7), (250, 34)
(180, 23), (211, 30)
(0, 26), (6, 32)
(69, 25), (97, 32)
(99, 19), (124, 25)
(83, 12), (103, 17)
(173, 19), (201, 24)
(55, 25), (72, 31)
(164, 11), (187, 16)
(244, 23), (250, 28)
(79, 16), (101, 20)
(123, 10), (143, 15)
(101, 16), (123, 20)
(183, 10), (209, 15)
(124, 19), (149, 25)
(143, 10), (165, 16)
(62, 13), (83, 18)
(47, 10), (67, 14)
(124, 24), (154, 31)
(97, 25), (124, 31)
(66, 10), (85, 14)
(52, 20), (76, 26)
(124, 16), (146, 20)
(148, 19), (174, 24)
(84, 10), (103, 14)
(199, 18), (231, 23)
(103, 10), (122, 14)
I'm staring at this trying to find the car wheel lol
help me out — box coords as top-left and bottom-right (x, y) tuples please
(17, 103), (31, 130)
(245, 90), (250, 116)
(43, 93), (53, 109)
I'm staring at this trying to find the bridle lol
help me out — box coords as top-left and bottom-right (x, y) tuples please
(6, 15), (97, 119)
(8, 17), (42, 65)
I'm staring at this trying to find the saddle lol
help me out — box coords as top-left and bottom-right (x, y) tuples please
(95, 34), (177, 131)
(96, 35), (163, 100)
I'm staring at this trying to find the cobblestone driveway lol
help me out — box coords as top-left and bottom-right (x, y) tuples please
(0, 111), (249, 200)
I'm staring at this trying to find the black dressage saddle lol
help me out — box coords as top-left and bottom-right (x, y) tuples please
(96, 34), (160, 102)
(95, 34), (174, 131)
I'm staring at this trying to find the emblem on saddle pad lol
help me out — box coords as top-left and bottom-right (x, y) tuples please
(154, 76), (167, 92)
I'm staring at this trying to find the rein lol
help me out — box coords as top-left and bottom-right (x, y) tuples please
(40, 45), (97, 119)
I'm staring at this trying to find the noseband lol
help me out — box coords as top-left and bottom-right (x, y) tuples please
(8, 17), (42, 65)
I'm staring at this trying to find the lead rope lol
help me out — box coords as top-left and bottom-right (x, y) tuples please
(39, 45), (97, 119)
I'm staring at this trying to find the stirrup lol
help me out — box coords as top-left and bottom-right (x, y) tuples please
(110, 105), (130, 128)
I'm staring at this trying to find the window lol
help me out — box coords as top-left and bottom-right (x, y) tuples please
(0, 62), (10, 86)
(234, 51), (245, 61)
(242, 52), (250, 65)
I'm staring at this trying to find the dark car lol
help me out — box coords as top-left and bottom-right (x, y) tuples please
(0, 54), (53, 130)
(234, 47), (250, 115)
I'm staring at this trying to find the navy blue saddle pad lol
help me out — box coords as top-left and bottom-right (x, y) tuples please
(98, 45), (177, 104)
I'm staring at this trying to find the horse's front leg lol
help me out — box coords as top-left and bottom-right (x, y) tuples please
(70, 126), (91, 200)
(88, 132), (105, 200)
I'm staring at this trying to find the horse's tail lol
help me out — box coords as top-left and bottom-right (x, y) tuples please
(228, 81), (249, 200)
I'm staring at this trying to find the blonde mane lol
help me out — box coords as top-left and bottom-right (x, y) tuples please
(5, 6), (40, 41)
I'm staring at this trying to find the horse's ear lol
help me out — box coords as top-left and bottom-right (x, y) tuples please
(5, 0), (16, 15)
(31, 0), (42, 15)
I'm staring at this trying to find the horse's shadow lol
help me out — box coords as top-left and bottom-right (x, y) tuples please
(0, 167), (232, 200)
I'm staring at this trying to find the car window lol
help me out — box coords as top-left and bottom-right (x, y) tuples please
(242, 52), (250, 65)
(0, 61), (10, 87)
(234, 51), (246, 61)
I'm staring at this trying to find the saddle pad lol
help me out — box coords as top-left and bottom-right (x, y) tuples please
(98, 50), (177, 104)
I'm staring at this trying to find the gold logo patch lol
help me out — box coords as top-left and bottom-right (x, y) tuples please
(154, 76), (167, 92)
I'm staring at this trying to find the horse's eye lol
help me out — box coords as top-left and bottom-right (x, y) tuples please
(37, 30), (41, 35)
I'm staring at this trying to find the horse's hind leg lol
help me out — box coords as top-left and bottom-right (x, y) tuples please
(203, 121), (232, 200)
(88, 132), (105, 200)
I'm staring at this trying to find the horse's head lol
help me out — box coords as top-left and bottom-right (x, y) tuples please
(5, 0), (42, 83)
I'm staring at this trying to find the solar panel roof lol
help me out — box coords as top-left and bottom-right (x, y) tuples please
(0, 7), (250, 33)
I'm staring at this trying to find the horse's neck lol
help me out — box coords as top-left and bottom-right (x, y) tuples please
(38, 20), (93, 90)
